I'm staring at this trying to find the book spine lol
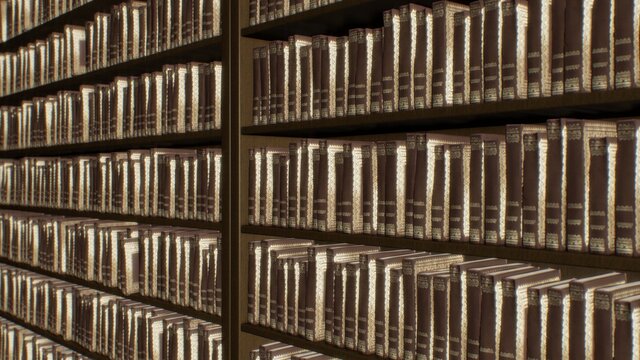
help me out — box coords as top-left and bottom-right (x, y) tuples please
(414, 8), (430, 109)
(312, 148), (320, 229)
(357, 260), (372, 353)
(347, 29), (359, 116)
(431, 2), (446, 108)
(614, 302), (632, 360)
(342, 147), (354, 233)
(501, 1), (517, 100)
(483, 0), (501, 103)
(432, 276), (450, 360)
(276, 42), (286, 123)
(569, 286), (586, 360)
(312, 37), (322, 120)
(563, 0), (588, 93)
(405, 135), (417, 238)
(355, 30), (368, 115)
(484, 140), (505, 245)
(382, 10), (398, 113)
(374, 265), (387, 357)
(527, 0), (542, 97)
(545, 120), (566, 251)
(335, 152), (344, 233)
(505, 126), (523, 247)
(288, 144), (298, 228)
(591, 0), (614, 91)
(279, 154), (288, 227)
(398, 6), (413, 111)
(300, 45), (311, 121)
(269, 43), (278, 124)
(478, 280), (497, 360)
(550, 0), (566, 95)
(466, 274), (483, 359)
(387, 271), (401, 359)
(413, 136), (427, 239)
(449, 145), (467, 242)
(362, 146), (374, 234)
(286, 261), (296, 334)
(615, 121), (639, 256)
(333, 264), (346, 347)
(320, 37), (332, 119)
(385, 142), (398, 237)
(526, 290), (542, 360)
(403, 265), (417, 358)
(416, 274), (432, 359)
(522, 134), (546, 249)
(335, 37), (348, 117)
(588, 138), (614, 254)
(377, 142), (387, 236)
(498, 281), (517, 360)
(317, 143), (328, 231)
(305, 254), (318, 340)
(259, 47), (270, 125)
(324, 258), (336, 343)
(469, 136), (485, 244)
(453, 11), (470, 105)
(431, 145), (447, 240)
(344, 264), (358, 349)
(469, 1), (484, 104)
(449, 271), (462, 360)
(614, 0), (638, 88)
(274, 259), (285, 329)
(593, 292), (613, 359)
(565, 123), (587, 252)
(370, 29), (383, 114)
(297, 261), (307, 336)
(299, 142), (309, 229)
(271, 154), (281, 226)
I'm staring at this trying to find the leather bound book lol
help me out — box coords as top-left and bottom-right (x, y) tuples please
(268, 42), (279, 124)
(405, 134), (418, 238)
(299, 140), (320, 230)
(483, 0), (505, 102)
(403, 253), (464, 359)
(483, 135), (507, 245)
(498, 269), (561, 360)
(432, 1), (469, 108)
(347, 29), (360, 116)
(287, 143), (299, 228)
(414, 7), (433, 110)
(316, 140), (344, 232)
(330, 261), (348, 348)
(259, 46), (270, 125)
(270, 247), (307, 329)
(297, 259), (308, 337)
(453, 11), (471, 105)
(335, 36), (349, 118)
(588, 137), (617, 254)
(311, 36), (322, 120)
(500, 0), (527, 100)
(288, 36), (313, 122)
(449, 143), (472, 242)
(361, 144), (377, 234)
(614, 294), (640, 360)
(466, 263), (529, 360)
(300, 45), (312, 121)
(432, 273), (454, 360)
(449, 259), (507, 360)
(550, 0), (566, 95)
(565, 120), (616, 253)
(387, 267), (404, 359)
(385, 141), (407, 237)
(469, 134), (492, 244)
(279, 154), (288, 227)
(320, 36), (337, 119)
(469, 1), (484, 104)
(382, 9), (400, 113)
(505, 124), (546, 247)
(563, 0), (594, 93)
(276, 41), (290, 123)
(357, 249), (415, 354)
(527, 0), (552, 98)
(526, 279), (574, 360)
(615, 120), (640, 256)
(341, 261), (360, 349)
(341, 142), (368, 234)
(614, 0), (640, 88)
(593, 282), (640, 359)
(545, 119), (569, 251)
(431, 145), (450, 241)
(370, 29), (383, 114)
(398, 5), (424, 111)
(376, 141), (387, 235)
(286, 256), (308, 335)
(478, 265), (539, 360)
(415, 270), (449, 360)
(591, 0), (615, 91)
(335, 152), (344, 233)
(568, 273), (626, 360)
(522, 133), (548, 249)
(247, 149), (257, 224)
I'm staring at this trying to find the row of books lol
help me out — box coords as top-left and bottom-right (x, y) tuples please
(0, 263), (224, 360)
(0, 210), (223, 316)
(252, 0), (640, 125)
(248, 0), (342, 26)
(0, 316), (91, 360)
(248, 118), (640, 256)
(0, 61), (222, 150)
(0, 148), (223, 221)
(0, 0), (222, 97)
(0, 0), (91, 42)
(247, 238), (640, 360)
(249, 342), (338, 359)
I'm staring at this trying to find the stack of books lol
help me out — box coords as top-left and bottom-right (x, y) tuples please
(0, 209), (223, 316)
(0, 147), (223, 221)
(0, 263), (223, 359)
(247, 238), (640, 360)
(252, 0), (640, 124)
(249, 118), (640, 256)
(248, 0), (343, 26)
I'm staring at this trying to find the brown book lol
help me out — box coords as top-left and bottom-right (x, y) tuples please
(615, 120), (640, 256)
(259, 46), (270, 125)
(382, 9), (400, 113)
(355, 29), (372, 116)
(387, 267), (404, 359)
(252, 47), (262, 125)
(433, 273), (454, 359)
(588, 137), (617, 254)
(416, 270), (449, 360)
(453, 11), (471, 105)
(335, 36), (349, 118)
(335, 151), (344, 233)
(414, 7), (433, 110)
(469, 1), (484, 104)
(483, 136), (507, 245)
(565, 120), (617, 253)
(483, 0), (504, 102)
(361, 144), (376, 234)
(405, 134), (418, 238)
(448, 143), (472, 242)
(591, 0), (614, 91)
(505, 124), (546, 247)
(311, 36), (323, 120)
(288, 143), (299, 228)
(297, 260), (308, 337)
(469, 134), (500, 244)
(299, 139), (320, 230)
(500, 0), (528, 100)
(569, 273), (627, 360)
(271, 153), (282, 226)
(369, 29), (383, 114)
(248, 240), (261, 324)
(563, 0), (594, 93)
(320, 36), (337, 119)
(614, 294), (640, 360)
(545, 119), (568, 251)
(347, 29), (360, 116)
(398, 4), (425, 111)
(498, 269), (561, 360)
(272, 249), (306, 330)
(268, 42), (279, 124)
(341, 142), (368, 234)
(279, 154), (289, 227)
(431, 145), (450, 240)
(286, 256), (308, 335)
(386, 141), (407, 237)
(526, 279), (574, 360)
(331, 261), (349, 348)
(288, 36), (312, 122)
(432, 1), (469, 108)
(299, 45), (312, 121)
(527, 0), (552, 97)
(522, 132), (548, 249)
(614, 0), (640, 88)
(342, 261), (360, 350)
(376, 142), (387, 235)
(550, 0), (566, 95)
(314, 140), (344, 232)
(593, 282), (640, 360)
(449, 259), (507, 360)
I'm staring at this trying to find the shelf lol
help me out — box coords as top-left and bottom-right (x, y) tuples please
(242, 324), (379, 360)
(242, 0), (444, 40)
(242, 225), (640, 274)
(243, 88), (640, 138)
(0, 129), (222, 158)
(0, 256), (223, 325)
(0, 36), (223, 106)
(0, 205), (222, 231)
(0, 310), (110, 360)
(0, 0), (123, 53)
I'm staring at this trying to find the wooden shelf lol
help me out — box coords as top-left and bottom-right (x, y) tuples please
(0, 129), (222, 158)
(243, 88), (640, 138)
(242, 324), (379, 360)
(0, 205), (222, 231)
(0, 310), (110, 360)
(0, 0), (123, 53)
(0, 36), (223, 106)
(242, 225), (640, 274)
(0, 256), (223, 325)
(242, 0), (447, 40)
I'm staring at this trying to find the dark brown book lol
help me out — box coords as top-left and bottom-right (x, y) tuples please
(297, 260), (308, 337)
(613, 294), (640, 360)
(414, 7), (432, 110)
(398, 4), (424, 111)
(341, 142), (365, 234)
(416, 270), (449, 360)
(405, 134), (418, 238)
(449, 259), (507, 360)
(545, 119), (568, 251)
(593, 282), (640, 360)
(505, 124), (546, 247)
(500, 0), (527, 100)
(288, 36), (312, 122)
(588, 137), (617, 254)
(569, 273), (626, 360)
(469, 1), (484, 104)
(271, 153), (282, 226)
(299, 139), (319, 230)
(288, 143), (299, 228)
(320, 36), (337, 119)
(335, 152), (344, 233)
(268, 42), (279, 124)
(314, 141), (328, 231)
(299, 45), (312, 121)
(433, 273), (453, 360)
(431, 145), (449, 240)
(286, 256), (308, 335)
(370, 29), (383, 114)
(482, 0), (504, 102)
(453, 11), (470, 105)
(361, 144), (375, 234)
(382, 9), (400, 113)
(483, 136), (507, 245)
(248, 240), (261, 324)
(347, 29), (360, 116)
(343, 262), (359, 350)
(311, 36), (322, 120)
(550, 0), (566, 95)
(279, 154), (288, 227)
(469, 134), (498, 244)
(335, 36), (349, 118)
(615, 120), (640, 256)
(312, 148), (320, 229)
(355, 29), (371, 116)
(387, 267), (404, 359)
(614, 0), (640, 88)
(386, 141), (407, 237)
(522, 132), (548, 249)
(376, 141), (387, 236)
(591, 0), (614, 91)
(527, 0), (551, 98)
(448, 143), (472, 242)
(259, 46), (270, 125)
(563, 0), (593, 93)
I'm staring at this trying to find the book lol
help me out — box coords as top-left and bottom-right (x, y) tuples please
(500, 0), (527, 100)
(415, 269), (449, 360)
(593, 282), (640, 359)
(483, 135), (507, 245)
(545, 119), (569, 251)
(448, 143), (472, 242)
(381, 141), (406, 237)
(588, 137), (617, 254)
(614, 294), (640, 360)
(414, 7), (433, 110)
(469, 134), (501, 244)
(527, 0), (552, 97)
(563, 0), (594, 93)
(614, 0), (640, 88)
(453, 11), (471, 105)
(615, 120), (640, 256)
(482, 0), (505, 102)
(521, 132), (548, 249)
(343, 261), (360, 350)
(591, 0), (615, 91)
(398, 4), (425, 111)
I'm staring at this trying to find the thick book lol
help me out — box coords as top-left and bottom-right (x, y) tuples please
(483, 135), (507, 245)
(288, 36), (313, 122)
(588, 137), (617, 255)
(431, 145), (450, 241)
(593, 282), (640, 360)
(545, 119), (569, 251)
(398, 4), (425, 111)
(591, 0), (615, 91)
(615, 120), (640, 256)
(314, 140), (345, 232)
(482, 0), (505, 102)
(448, 143), (472, 242)
(335, 36), (350, 118)
(453, 11), (471, 105)
(369, 29), (383, 114)
(387, 267), (405, 359)
(469, 134), (502, 244)
(527, 0), (552, 97)
(432, 273), (453, 360)
(415, 270), (449, 360)
(381, 141), (406, 237)
(522, 132), (548, 249)
(614, 294), (640, 360)
(414, 7), (433, 110)
(505, 124), (546, 247)
(614, 0), (640, 88)
(270, 247), (309, 329)
(340, 142), (369, 234)
(354, 29), (372, 116)
(469, 1), (484, 104)
(568, 273), (627, 360)
(500, 0), (527, 100)
(432, 1), (469, 107)
(563, 0), (594, 93)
